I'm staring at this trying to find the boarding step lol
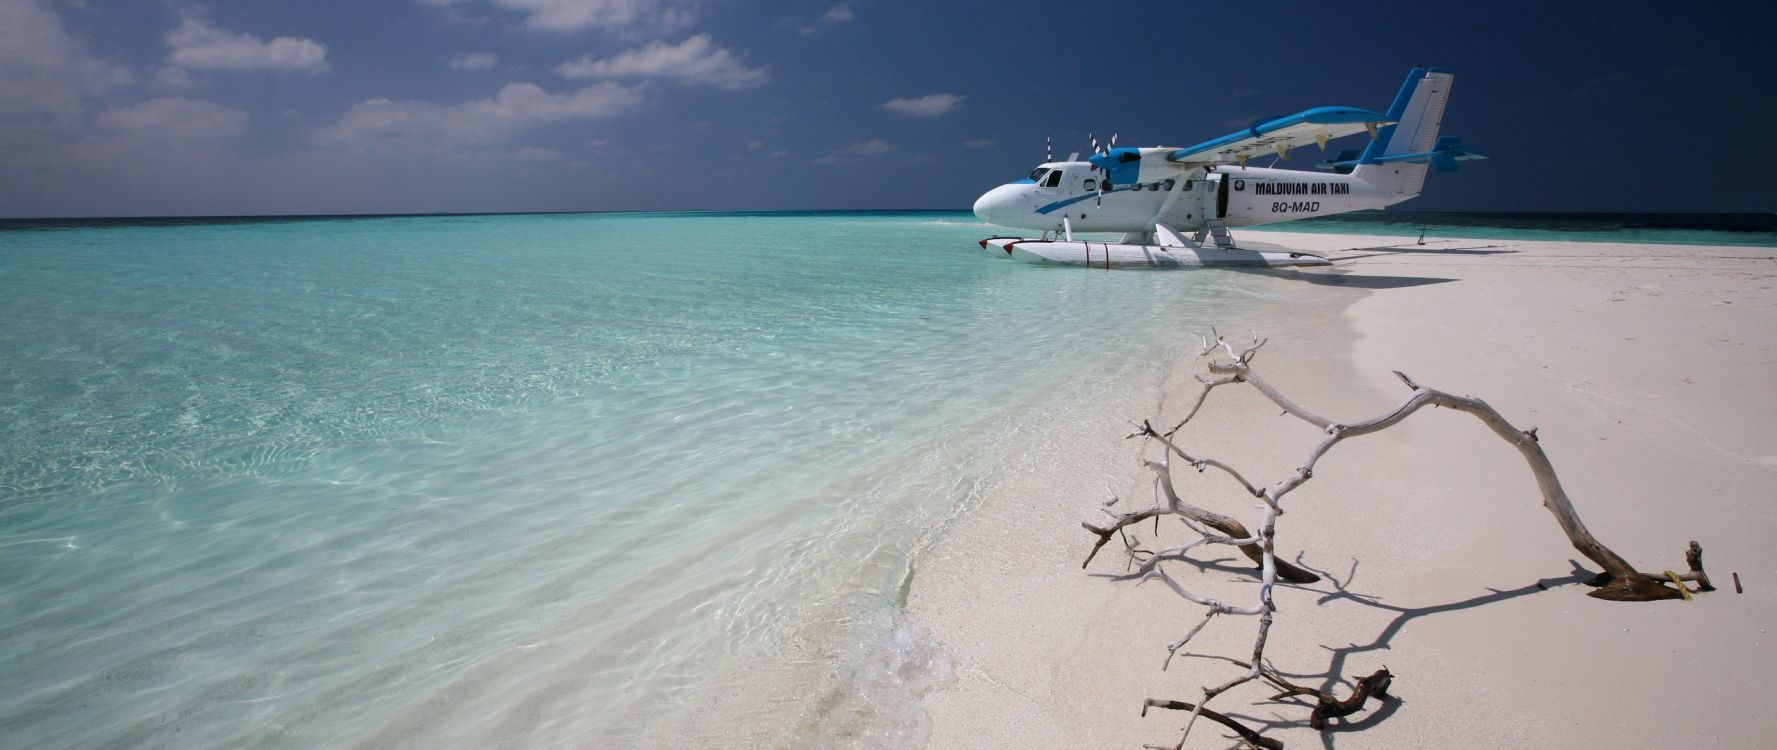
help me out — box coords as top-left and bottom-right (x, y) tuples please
(1207, 221), (1236, 249)
(1152, 223), (1202, 250)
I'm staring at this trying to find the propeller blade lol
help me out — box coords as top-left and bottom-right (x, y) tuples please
(1089, 133), (1099, 156)
(1108, 133), (1118, 151)
(1046, 135), (1052, 163)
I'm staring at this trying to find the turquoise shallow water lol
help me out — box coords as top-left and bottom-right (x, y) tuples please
(0, 212), (1272, 747)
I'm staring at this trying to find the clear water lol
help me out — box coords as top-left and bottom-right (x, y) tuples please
(0, 212), (1265, 748)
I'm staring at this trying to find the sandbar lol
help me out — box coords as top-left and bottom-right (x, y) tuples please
(909, 231), (1777, 748)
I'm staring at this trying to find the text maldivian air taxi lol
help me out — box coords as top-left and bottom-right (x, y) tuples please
(971, 66), (1484, 268)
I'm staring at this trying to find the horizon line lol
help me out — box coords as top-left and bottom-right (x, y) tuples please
(5, 207), (1774, 226)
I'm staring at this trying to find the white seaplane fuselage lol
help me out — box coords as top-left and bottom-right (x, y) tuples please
(973, 163), (1396, 237)
(969, 67), (1480, 268)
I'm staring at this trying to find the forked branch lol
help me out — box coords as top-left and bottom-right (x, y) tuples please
(1085, 335), (1710, 748)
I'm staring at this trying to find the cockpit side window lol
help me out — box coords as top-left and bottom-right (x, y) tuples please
(1042, 170), (1062, 188)
(1029, 168), (1050, 183)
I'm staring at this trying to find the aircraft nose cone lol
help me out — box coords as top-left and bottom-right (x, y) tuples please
(973, 184), (1020, 226)
(971, 190), (997, 224)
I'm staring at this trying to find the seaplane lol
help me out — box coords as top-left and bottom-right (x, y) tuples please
(972, 66), (1484, 268)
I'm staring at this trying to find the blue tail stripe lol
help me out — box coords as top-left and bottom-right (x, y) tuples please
(1357, 66), (1426, 164)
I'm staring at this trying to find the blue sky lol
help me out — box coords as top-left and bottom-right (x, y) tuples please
(2, 0), (1770, 217)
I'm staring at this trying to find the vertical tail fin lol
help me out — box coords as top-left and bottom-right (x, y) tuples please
(1355, 67), (1455, 202)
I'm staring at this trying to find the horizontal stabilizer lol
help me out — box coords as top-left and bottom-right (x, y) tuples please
(1323, 149), (1362, 174)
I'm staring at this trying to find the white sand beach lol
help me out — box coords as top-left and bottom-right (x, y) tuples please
(908, 232), (1777, 748)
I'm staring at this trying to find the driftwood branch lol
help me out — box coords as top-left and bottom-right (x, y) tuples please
(1264, 667), (1394, 730)
(1082, 440), (1320, 584)
(1085, 335), (1710, 748)
(1142, 699), (1281, 750)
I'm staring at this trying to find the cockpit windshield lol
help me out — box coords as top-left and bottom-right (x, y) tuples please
(1029, 167), (1050, 183)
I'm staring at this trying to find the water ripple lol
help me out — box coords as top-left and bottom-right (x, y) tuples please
(0, 212), (1260, 748)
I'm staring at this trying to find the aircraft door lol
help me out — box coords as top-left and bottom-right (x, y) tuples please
(1213, 174), (1230, 219)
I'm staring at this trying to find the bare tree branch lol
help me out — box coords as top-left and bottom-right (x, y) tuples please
(1142, 699), (1281, 750)
(1084, 335), (1710, 748)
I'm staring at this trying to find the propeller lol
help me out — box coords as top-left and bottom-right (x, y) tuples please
(1087, 133), (1117, 158)
(1087, 133), (1118, 206)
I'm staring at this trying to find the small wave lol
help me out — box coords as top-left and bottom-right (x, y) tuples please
(786, 606), (954, 749)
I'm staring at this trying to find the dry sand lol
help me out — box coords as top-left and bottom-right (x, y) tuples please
(907, 232), (1777, 748)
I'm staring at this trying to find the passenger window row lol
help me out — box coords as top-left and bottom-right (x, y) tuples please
(1099, 179), (1186, 193)
(1028, 173), (1198, 196)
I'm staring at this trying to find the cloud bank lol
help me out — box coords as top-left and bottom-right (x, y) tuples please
(883, 93), (963, 117)
(555, 35), (768, 90)
(0, 0), (133, 149)
(165, 17), (329, 73)
(423, 0), (698, 34)
(313, 81), (643, 149)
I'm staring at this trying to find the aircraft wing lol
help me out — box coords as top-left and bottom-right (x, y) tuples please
(1166, 106), (1392, 167)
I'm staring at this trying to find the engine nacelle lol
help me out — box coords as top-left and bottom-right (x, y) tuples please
(1091, 147), (1185, 187)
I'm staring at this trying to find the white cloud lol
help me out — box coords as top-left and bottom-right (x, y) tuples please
(796, 4), (854, 35)
(821, 4), (854, 24)
(422, 0), (696, 33)
(165, 17), (328, 72)
(151, 65), (198, 90)
(883, 93), (963, 117)
(313, 81), (643, 149)
(447, 52), (500, 71)
(0, 0), (133, 150)
(97, 98), (248, 141)
(554, 35), (767, 90)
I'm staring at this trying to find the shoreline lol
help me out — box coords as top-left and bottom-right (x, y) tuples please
(907, 232), (1777, 747)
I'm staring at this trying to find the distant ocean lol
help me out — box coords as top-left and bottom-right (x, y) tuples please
(3, 208), (1767, 748)
(1, 211), (1275, 748)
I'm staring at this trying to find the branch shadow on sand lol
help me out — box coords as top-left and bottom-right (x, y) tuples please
(1120, 553), (1595, 749)
(1279, 557), (1593, 749)
(1329, 242), (1517, 260)
(1244, 268), (1458, 289)
(1225, 242), (1517, 289)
